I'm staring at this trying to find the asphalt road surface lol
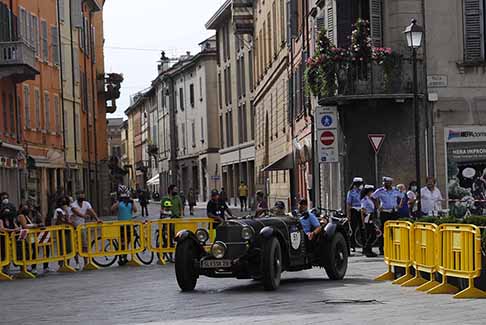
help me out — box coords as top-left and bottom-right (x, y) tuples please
(1, 254), (485, 324)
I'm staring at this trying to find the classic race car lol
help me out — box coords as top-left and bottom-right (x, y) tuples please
(174, 213), (349, 291)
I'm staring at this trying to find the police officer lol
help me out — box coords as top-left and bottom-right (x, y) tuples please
(372, 177), (401, 255)
(361, 185), (378, 257)
(346, 177), (364, 253)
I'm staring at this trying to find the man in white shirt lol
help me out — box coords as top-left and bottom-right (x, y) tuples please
(421, 176), (443, 216)
(71, 191), (101, 270)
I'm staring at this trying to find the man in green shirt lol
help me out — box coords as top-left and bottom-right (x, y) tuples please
(161, 185), (184, 218)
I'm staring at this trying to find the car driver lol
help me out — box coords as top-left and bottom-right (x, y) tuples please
(298, 199), (321, 240)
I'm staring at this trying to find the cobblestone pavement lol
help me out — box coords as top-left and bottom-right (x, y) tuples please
(1, 254), (485, 325)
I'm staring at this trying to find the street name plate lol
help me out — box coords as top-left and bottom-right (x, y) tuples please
(427, 75), (448, 88)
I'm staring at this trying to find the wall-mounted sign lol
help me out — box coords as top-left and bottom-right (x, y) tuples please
(427, 75), (448, 88)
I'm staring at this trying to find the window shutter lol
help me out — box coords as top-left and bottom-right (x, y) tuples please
(370, 0), (383, 47)
(464, 0), (484, 62)
(327, 5), (334, 44)
(91, 26), (96, 63)
(289, 0), (298, 38)
(52, 26), (60, 65)
(61, 44), (66, 79)
(316, 16), (325, 33)
(336, 0), (352, 48)
(24, 86), (30, 129)
(35, 89), (40, 129)
(44, 92), (50, 131)
(71, 0), (83, 28)
(33, 16), (39, 55)
(59, 0), (65, 22)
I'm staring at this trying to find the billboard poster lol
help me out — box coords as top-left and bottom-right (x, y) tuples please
(445, 126), (486, 217)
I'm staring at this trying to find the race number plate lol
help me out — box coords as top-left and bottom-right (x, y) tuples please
(201, 260), (232, 268)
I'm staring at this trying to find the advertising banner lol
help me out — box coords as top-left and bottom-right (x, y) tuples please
(445, 126), (486, 217)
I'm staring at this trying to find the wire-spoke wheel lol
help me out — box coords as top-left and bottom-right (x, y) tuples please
(91, 238), (118, 267)
(135, 236), (154, 265)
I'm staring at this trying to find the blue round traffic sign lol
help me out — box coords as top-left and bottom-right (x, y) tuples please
(321, 115), (333, 127)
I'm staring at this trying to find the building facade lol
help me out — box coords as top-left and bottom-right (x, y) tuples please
(425, 0), (486, 215)
(1, 0), (118, 215)
(206, 0), (256, 207)
(169, 39), (220, 202)
(0, 0), (39, 206)
(252, 0), (292, 208)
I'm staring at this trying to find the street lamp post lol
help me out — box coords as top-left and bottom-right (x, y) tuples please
(404, 19), (424, 213)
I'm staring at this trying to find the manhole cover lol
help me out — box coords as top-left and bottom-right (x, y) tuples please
(313, 299), (383, 305)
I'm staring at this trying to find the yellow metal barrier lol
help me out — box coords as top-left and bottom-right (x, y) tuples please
(375, 220), (414, 284)
(78, 221), (145, 269)
(0, 231), (12, 280)
(401, 222), (440, 291)
(147, 218), (214, 264)
(427, 224), (486, 299)
(11, 225), (77, 278)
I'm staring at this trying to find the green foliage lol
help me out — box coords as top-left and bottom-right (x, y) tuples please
(305, 20), (397, 98)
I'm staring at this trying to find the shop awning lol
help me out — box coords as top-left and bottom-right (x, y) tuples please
(147, 174), (160, 186)
(262, 153), (294, 172)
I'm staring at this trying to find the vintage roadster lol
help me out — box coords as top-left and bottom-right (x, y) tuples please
(174, 213), (349, 291)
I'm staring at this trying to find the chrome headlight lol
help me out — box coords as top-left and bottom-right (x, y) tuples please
(211, 241), (227, 259)
(195, 228), (209, 243)
(241, 226), (254, 241)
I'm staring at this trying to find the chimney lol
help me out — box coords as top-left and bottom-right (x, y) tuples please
(157, 51), (170, 74)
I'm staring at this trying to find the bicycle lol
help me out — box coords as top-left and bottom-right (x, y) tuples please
(154, 219), (175, 263)
(90, 217), (154, 267)
(353, 218), (382, 249)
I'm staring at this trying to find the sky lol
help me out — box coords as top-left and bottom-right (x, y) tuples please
(103, 0), (227, 118)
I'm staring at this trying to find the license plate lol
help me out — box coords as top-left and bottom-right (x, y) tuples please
(201, 260), (231, 268)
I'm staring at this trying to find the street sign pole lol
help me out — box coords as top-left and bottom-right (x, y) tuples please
(368, 134), (386, 185)
(375, 152), (379, 186)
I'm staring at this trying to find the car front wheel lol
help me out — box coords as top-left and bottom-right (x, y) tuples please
(323, 232), (348, 280)
(262, 237), (282, 291)
(175, 239), (199, 291)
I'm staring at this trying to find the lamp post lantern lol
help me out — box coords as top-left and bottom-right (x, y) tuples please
(404, 19), (424, 214)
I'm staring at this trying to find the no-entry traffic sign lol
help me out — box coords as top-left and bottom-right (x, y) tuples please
(320, 131), (335, 146)
(368, 134), (385, 153)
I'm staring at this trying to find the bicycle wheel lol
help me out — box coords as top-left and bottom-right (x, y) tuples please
(91, 238), (118, 267)
(135, 236), (154, 265)
(354, 229), (364, 248)
(373, 227), (382, 247)
(155, 230), (173, 263)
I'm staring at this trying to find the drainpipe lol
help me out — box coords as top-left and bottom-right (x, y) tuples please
(420, 0), (433, 178)
(57, 0), (67, 191)
(88, 9), (100, 211)
(80, 5), (92, 198)
(69, 0), (78, 178)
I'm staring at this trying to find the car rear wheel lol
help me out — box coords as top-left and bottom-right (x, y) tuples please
(175, 240), (199, 291)
(262, 237), (282, 291)
(324, 232), (348, 280)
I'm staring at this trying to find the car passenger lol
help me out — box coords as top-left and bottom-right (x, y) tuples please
(298, 199), (321, 241)
(270, 201), (287, 217)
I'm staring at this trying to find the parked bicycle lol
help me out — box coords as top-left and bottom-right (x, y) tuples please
(90, 217), (154, 267)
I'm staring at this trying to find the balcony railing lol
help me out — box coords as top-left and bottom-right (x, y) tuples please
(0, 41), (38, 82)
(232, 0), (254, 35)
(319, 58), (425, 102)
